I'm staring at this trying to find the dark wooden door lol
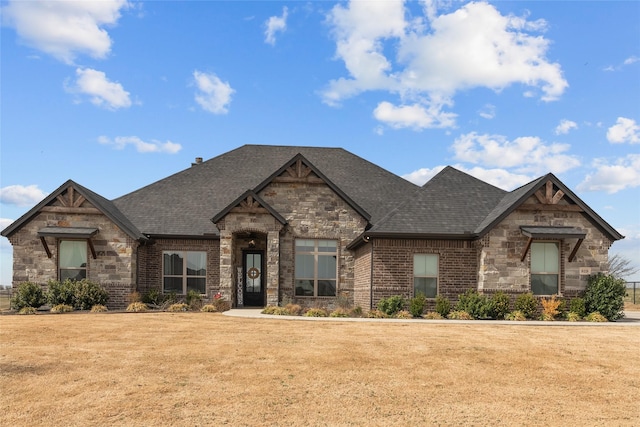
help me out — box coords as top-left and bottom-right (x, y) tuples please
(243, 251), (264, 307)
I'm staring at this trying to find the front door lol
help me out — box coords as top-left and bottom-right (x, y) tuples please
(243, 251), (264, 307)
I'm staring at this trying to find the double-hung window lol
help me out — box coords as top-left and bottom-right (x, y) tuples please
(59, 240), (87, 281)
(163, 251), (207, 294)
(414, 254), (438, 298)
(530, 242), (559, 295)
(295, 239), (337, 297)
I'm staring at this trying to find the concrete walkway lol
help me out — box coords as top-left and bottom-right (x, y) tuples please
(224, 308), (640, 326)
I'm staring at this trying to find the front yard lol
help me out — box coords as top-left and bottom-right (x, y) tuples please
(1, 312), (638, 426)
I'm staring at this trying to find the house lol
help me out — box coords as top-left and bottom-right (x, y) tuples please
(1, 145), (624, 310)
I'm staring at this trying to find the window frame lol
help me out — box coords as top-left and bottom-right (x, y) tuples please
(58, 239), (88, 281)
(294, 239), (338, 298)
(413, 254), (439, 299)
(530, 241), (560, 296)
(162, 250), (207, 295)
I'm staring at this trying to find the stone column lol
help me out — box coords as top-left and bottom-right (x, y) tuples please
(219, 230), (234, 303)
(266, 230), (280, 306)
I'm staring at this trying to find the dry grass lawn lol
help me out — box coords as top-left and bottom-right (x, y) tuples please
(1, 312), (639, 426)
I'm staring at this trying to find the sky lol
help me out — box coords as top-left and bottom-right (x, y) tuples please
(1, 0), (639, 286)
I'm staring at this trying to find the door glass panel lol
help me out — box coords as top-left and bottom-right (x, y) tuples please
(246, 253), (262, 293)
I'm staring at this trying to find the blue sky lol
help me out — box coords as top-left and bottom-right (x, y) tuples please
(1, 0), (639, 285)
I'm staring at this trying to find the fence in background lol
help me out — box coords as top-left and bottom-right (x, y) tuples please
(627, 282), (638, 305)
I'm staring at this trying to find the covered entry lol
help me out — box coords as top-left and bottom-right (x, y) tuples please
(243, 250), (264, 306)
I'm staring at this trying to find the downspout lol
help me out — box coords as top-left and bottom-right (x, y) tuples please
(368, 236), (374, 311)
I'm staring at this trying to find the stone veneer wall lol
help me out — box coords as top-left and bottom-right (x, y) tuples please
(137, 238), (220, 299)
(259, 181), (368, 308)
(477, 197), (613, 297)
(7, 211), (139, 309)
(371, 238), (477, 309)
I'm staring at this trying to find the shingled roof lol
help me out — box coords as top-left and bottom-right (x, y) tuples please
(112, 145), (419, 237)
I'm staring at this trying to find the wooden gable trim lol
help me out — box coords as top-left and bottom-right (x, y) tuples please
(272, 158), (325, 184)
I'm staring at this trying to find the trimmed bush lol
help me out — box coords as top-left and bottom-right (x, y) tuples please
(409, 294), (427, 318)
(304, 308), (328, 317)
(566, 312), (581, 322)
(447, 310), (473, 320)
(584, 273), (626, 321)
(366, 310), (389, 318)
(585, 312), (608, 322)
(435, 295), (451, 318)
(201, 304), (218, 312)
(284, 303), (303, 316)
(51, 304), (74, 314)
(47, 279), (76, 306)
(377, 295), (405, 316)
(455, 290), (492, 319)
(505, 310), (527, 321)
(569, 297), (586, 318)
(395, 310), (413, 319)
(423, 312), (443, 320)
(12, 282), (46, 310)
(514, 293), (538, 319)
(329, 308), (349, 318)
(90, 304), (108, 313)
(126, 302), (148, 312)
(18, 306), (37, 315)
(74, 280), (109, 310)
(491, 292), (511, 320)
(167, 303), (189, 312)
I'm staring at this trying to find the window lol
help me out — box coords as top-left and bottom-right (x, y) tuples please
(414, 254), (438, 298)
(59, 240), (87, 281)
(163, 251), (206, 294)
(531, 242), (559, 295)
(295, 239), (337, 297)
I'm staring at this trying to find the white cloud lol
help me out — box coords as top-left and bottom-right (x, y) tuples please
(98, 136), (182, 154)
(555, 119), (577, 135)
(1, 0), (129, 64)
(373, 101), (456, 130)
(578, 154), (640, 194)
(607, 117), (639, 144)
(0, 185), (47, 207)
(265, 7), (288, 45)
(478, 104), (496, 120)
(193, 70), (234, 114)
(402, 164), (531, 190)
(452, 132), (580, 175)
(68, 68), (132, 110)
(604, 55), (639, 71)
(0, 218), (13, 230)
(623, 56), (639, 66)
(323, 0), (567, 130)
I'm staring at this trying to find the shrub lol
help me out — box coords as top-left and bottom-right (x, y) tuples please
(47, 279), (76, 306)
(167, 303), (189, 312)
(74, 280), (109, 310)
(540, 296), (562, 321)
(142, 289), (163, 306)
(18, 306), (37, 315)
(585, 311), (608, 322)
(90, 304), (108, 313)
(395, 310), (413, 319)
(304, 308), (328, 317)
(435, 295), (451, 318)
(126, 302), (148, 312)
(349, 306), (363, 317)
(505, 310), (527, 321)
(423, 312), (443, 320)
(261, 306), (279, 315)
(584, 273), (626, 321)
(490, 292), (511, 320)
(128, 291), (142, 304)
(51, 304), (74, 314)
(569, 297), (586, 318)
(409, 294), (427, 318)
(185, 290), (203, 309)
(284, 303), (303, 316)
(566, 312), (581, 322)
(330, 308), (349, 317)
(514, 293), (538, 319)
(455, 290), (492, 319)
(212, 299), (230, 312)
(377, 295), (405, 316)
(201, 304), (218, 312)
(12, 282), (46, 310)
(447, 310), (473, 320)
(366, 309), (389, 318)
